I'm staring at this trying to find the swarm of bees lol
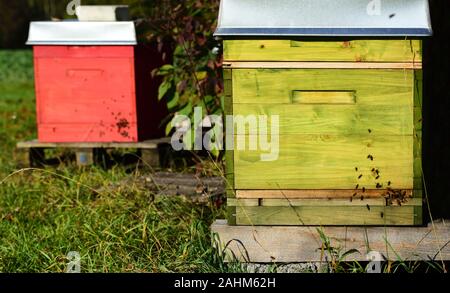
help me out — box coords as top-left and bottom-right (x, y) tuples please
(383, 187), (411, 206)
(352, 159), (411, 208)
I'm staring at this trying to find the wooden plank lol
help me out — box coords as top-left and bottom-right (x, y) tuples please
(16, 138), (170, 149)
(413, 70), (423, 202)
(414, 107), (422, 131)
(235, 206), (417, 226)
(228, 198), (259, 207)
(211, 219), (450, 262)
(234, 134), (413, 190)
(233, 104), (413, 135)
(228, 198), (421, 207)
(414, 206), (423, 226)
(232, 69), (414, 105)
(224, 62), (422, 69)
(223, 69), (235, 197)
(236, 189), (413, 199)
(224, 39), (422, 62)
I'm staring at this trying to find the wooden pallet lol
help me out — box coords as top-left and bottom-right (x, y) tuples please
(211, 219), (450, 263)
(16, 138), (171, 167)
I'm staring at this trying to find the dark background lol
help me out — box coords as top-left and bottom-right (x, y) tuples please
(0, 0), (449, 220)
(423, 0), (450, 220)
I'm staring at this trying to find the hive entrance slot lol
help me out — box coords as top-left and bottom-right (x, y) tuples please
(291, 90), (356, 104)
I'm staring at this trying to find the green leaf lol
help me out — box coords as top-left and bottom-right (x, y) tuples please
(165, 119), (174, 136)
(158, 80), (171, 101)
(156, 64), (175, 76)
(178, 101), (193, 116)
(195, 71), (207, 80)
(160, 64), (174, 72)
(159, 64), (175, 73)
(167, 92), (180, 110)
(174, 46), (185, 56)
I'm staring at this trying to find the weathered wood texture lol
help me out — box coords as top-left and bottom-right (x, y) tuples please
(228, 198), (422, 207)
(228, 198), (422, 226)
(234, 134), (413, 189)
(224, 40), (422, 62)
(223, 69), (235, 195)
(17, 138), (170, 149)
(413, 70), (423, 201)
(233, 69), (414, 105)
(99, 172), (225, 204)
(223, 39), (423, 226)
(233, 206), (418, 226)
(224, 62), (422, 69)
(231, 69), (415, 190)
(16, 138), (170, 167)
(236, 189), (413, 199)
(211, 220), (450, 262)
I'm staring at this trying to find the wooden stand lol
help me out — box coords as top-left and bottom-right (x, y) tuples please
(16, 138), (171, 168)
(211, 220), (450, 263)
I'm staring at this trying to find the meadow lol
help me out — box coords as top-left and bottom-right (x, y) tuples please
(0, 50), (237, 272)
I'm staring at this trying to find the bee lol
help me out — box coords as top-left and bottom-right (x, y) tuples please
(380, 212), (384, 218)
(361, 195), (364, 201)
(358, 174), (363, 179)
(375, 175), (380, 180)
(350, 197), (353, 202)
(375, 169), (380, 175)
(362, 187), (366, 193)
(355, 184), (359, 190)
(352, 192), (357, 197)
(387, 181), (391, 186)
(366, 204), (371, 211)
(376, 183), (382, 189)
(367, 155), (374, 161)
(368, 129), (372, 133)
(355, 167), (358, 171)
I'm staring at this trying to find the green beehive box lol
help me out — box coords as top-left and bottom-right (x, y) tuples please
(216, 0), (432, 226)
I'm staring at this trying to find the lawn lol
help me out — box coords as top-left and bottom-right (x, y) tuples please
(0, 50), (236, 273)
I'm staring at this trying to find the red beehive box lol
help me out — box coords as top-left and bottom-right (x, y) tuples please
(27, 21), (166, 142)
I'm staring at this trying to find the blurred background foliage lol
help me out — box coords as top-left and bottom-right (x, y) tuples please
(0, 0), (223, 155)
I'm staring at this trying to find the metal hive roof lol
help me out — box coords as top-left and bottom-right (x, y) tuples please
(26, 21), (137, 45)
(215, 0), (432, 37)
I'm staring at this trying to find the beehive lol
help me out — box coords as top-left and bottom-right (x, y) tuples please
(27, 21), (166, 142)
(216, 0), (432, 226)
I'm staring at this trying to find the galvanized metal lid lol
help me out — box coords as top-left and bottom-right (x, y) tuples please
(26, 21), (137, 45)
(215, 0), (432, 37)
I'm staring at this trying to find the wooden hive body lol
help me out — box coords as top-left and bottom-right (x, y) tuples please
(28, 21), (167, 143)
(33, 45), (139, 142)
(223, 39), (423, 226)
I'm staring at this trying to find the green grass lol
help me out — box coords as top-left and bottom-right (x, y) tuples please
(0, 50), (241, 272)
